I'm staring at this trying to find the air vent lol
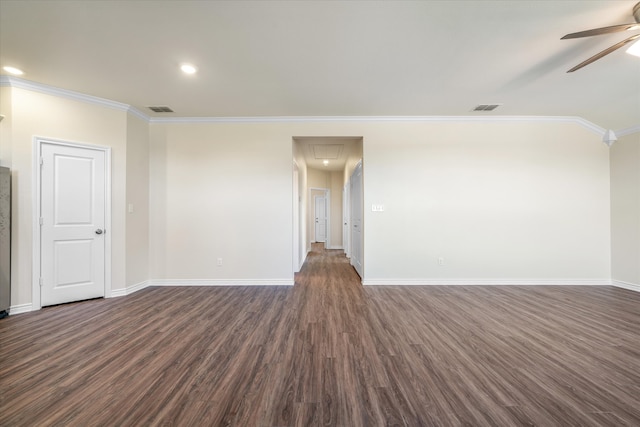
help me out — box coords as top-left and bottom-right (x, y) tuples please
(148, 106), (174, 113)
(312, 144), (343, 160)
(473, 104), (501, 112)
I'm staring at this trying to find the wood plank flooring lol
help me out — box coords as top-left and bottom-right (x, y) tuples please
(1, 243), (639, 426)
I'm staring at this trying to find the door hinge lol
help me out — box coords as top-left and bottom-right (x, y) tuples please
(39, 217), (44, 226)
(39, 277), (43, 287)
(40, 157), (44, 167)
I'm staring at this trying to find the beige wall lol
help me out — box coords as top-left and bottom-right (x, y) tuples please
(125, 113), (150, 287)
(1, 83), (626, 307)
(610, 133), (640, 287)
(2, 87), (128, 306)
(148, 123), (293, 282)
(307, 167), (329, 188)
(149, 119), (611, 285)
(344, 138), (363, 186)
(363, 121), (611, 282)
(330, 171), (343, 248)
(0, 87), (12, 168)
(292, 140), (307, 269)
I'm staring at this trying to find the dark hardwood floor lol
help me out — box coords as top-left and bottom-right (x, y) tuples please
(1, 244), (639, 426)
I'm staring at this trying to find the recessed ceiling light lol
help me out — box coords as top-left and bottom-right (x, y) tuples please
(180, 63), (197, 74)
(323, 160), (329, 166)
(3, 66), (24, 75)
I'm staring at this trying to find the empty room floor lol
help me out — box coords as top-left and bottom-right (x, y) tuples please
(1, 244), (639, 426)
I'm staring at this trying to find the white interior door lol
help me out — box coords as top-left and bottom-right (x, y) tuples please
(314, 195), (327, 243)
(40, 143), (106, 306)
(350, 162), (363, 278)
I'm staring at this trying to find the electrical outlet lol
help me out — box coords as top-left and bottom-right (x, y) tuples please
(217, 258), (223, 266)
(438, 257), (444, 266)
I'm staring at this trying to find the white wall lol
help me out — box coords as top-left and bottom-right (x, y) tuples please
(610, 133), (640, 289)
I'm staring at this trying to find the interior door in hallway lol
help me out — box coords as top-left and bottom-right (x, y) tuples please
(314, 195), (327, 243)
(40, 143), (106, 307)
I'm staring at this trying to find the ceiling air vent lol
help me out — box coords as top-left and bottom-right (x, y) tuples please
(473, 104), (501, 112)
(148, 106), (174, 113)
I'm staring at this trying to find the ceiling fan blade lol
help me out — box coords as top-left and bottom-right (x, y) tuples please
(567, 34), (640, 72)
(561, 23), (640, 39)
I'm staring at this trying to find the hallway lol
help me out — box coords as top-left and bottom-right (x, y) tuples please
(0, 244), (639, 425)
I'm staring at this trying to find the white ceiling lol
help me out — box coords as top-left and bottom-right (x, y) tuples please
(1, 1), (639, 131)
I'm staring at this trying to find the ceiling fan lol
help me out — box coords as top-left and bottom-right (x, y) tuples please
(562, 2), (640, 72)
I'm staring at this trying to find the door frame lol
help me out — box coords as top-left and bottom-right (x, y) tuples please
(350, 160), (363, 279)
(308, 187), (330, 248)
(32, 137), (112, 311)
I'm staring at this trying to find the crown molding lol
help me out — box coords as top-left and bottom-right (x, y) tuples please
(126, 106), (150, 121)
(149, 114), (607, 135)
(615, 124), (640, 138)
(0, 76), (148, 120)
(3, 75), (635, 137)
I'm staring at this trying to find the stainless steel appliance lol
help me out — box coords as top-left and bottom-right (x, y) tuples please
(0, 166), (10, 318)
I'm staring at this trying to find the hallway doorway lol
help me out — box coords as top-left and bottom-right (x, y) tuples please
(292, 136), (364, 280)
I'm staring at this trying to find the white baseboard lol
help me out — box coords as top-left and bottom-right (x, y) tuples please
(612, 280), (640, 292)
(149, 279), (294, 287)
(110, 280), (150, 297)
(326, 245), (344, 250)
(362, 278), (612, 286)
(9, 303), (33, 315)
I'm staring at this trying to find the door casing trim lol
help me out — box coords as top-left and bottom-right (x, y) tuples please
(32, 137), (112, 310)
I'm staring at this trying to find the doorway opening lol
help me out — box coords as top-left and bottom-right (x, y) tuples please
(292, 137), (364, 279)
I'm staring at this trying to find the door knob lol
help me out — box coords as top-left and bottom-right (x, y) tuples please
(95, 229), (103, 235)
